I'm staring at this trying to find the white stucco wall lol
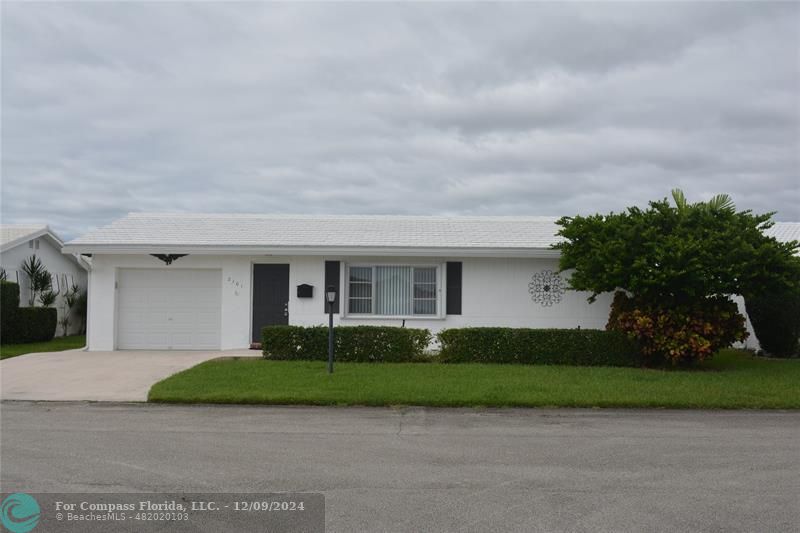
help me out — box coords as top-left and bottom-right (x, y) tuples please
(290, 256), (613, 331)
(85, 254), (614, 351)
(1, 236), (87, 336)
(732, 294), (760, 351)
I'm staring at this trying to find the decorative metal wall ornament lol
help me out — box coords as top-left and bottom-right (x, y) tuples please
(528, 270), (567, 306)
(150, 254), (187, 265)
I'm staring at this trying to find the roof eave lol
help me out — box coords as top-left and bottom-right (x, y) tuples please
(61, 243), (561, 258)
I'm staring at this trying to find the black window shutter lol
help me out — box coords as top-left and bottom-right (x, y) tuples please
(324, 261), (341, 313)
(446, 262), (462, 315)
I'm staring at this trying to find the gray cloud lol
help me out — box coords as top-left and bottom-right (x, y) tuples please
(2, 2), (798, 240)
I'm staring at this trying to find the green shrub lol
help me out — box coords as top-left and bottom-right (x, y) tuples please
(745, 290), (800, 358)
(263, 325), (431, 362)
(13, 308), (57, 343)
(263, 325), (328, 360)
(607, 291), (747, 365)
(0, 281), (57, 344)
(1, 281), (21, 342)
(1, 280), (20, 310)
(437, 327), (639, 367)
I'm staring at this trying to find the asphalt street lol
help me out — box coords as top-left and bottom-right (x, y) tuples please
(1, 402), (798, 532)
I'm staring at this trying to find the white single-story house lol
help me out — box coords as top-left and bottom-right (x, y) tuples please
(1, 224), (89, 335)
(62, 214), (799, 352)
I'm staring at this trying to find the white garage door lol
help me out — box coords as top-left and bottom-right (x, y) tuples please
(117, 269), (222, 350)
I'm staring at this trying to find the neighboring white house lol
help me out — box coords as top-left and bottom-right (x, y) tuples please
(62, 214), (799, 352)
(1, 224), (89, 336)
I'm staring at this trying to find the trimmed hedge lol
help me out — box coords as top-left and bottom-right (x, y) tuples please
(437, 327), (640, 367)
(11, 308), (58, 343)
(262, 325), (431, 363)
(745, 291), (800, 358)
(1, 281), (20, 334)
(1, 281), (57, 344)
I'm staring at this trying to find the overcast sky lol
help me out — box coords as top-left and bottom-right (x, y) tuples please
(2, 2), (798, 239)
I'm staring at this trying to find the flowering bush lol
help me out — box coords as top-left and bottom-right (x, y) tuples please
(607, 291), (748, 365)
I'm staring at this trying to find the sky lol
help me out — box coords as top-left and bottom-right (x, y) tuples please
(2, 2), (799, 240)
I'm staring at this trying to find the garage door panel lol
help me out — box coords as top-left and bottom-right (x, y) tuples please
(196, 294), (222, 307)
(150, 293), (176, 307)
(123, 292), (149, 307)
(195, 311), (221, 325)
(170, 310), (194, 323)
(119, 312), (169, 329)
(170, 310), (221, 326)
(117, 269), (222, 350)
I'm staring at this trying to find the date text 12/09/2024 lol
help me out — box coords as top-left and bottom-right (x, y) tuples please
(54, 499), (307, 512)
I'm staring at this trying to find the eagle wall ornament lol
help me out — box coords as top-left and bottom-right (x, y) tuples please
(528, 270), (567, 306)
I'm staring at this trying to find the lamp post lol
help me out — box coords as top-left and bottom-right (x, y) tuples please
(326, 285), (336, 374)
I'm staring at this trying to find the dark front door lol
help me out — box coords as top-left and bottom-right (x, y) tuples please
(252, 264), (290, 342)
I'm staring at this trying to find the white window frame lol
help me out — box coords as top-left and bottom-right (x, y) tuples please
(342, 262), (445, 320)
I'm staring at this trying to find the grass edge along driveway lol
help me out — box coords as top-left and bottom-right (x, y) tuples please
(0, 335), (86, 360)
(148, 350), (800, 409)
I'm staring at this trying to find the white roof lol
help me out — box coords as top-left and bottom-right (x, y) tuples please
(62, 213), (800, 257)
(765, 222), (800, 246)
(0, 224), (61, 252)
(1, 224), (90, 269)
(63, 213), (564, 257)
(1, 224), (48, 245)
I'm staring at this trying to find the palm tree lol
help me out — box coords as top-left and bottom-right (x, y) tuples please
(671, 188), (735, 214)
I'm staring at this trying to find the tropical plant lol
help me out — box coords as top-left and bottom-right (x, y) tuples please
(64, 284), (80, 309)
(39, 289), (57, 308)
(607, 292), (747, 365)
(59, 314), (71, 337)
(20, 255), (53, 306)
(557, 189), (800, 304)
(556, 189), (800, 364)
(73, 289), (88, 334)
(58, 284), (83, 336)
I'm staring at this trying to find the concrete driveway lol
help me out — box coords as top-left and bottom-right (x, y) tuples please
(0, 349), (257, 401)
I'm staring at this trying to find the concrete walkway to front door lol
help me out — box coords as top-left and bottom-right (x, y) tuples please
(0, 349), (258, 402)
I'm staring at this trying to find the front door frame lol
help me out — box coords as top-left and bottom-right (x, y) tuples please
(250, 261), (291, 344)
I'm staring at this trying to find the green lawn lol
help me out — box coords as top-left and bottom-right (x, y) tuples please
(0, 335), (86, 360)
(149, 349), (800, 409)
